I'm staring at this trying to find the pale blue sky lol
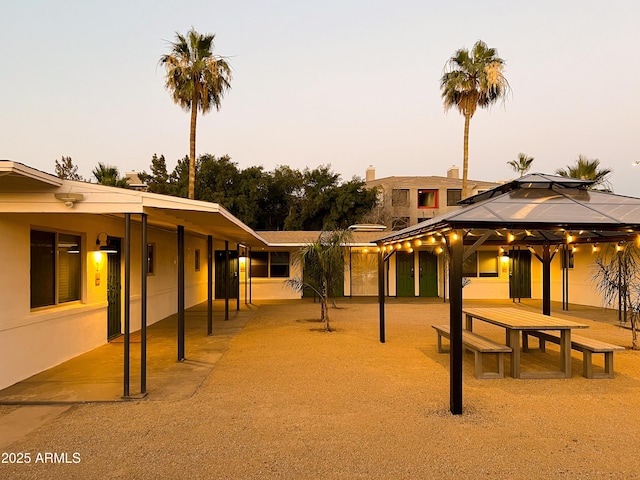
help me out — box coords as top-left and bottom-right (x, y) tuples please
(1, 1), (638, 195)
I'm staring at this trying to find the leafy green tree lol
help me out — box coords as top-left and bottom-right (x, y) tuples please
(592, 242), (640, 349)
(507, 153), (534, 177)
(441, 40), (509, 198)
(234, 165), (266, 228)
(197, 154), (241, 204)
(555, 155), (612, 190)
(92, 163), (129, 188)
(285, 230), (351, 331)
(139, 154), (170, 194)
(167, 155), (191, 197)
(55, 156), (83, 181)
(160, 28), (232, 200)
(259, 165), (304, 230)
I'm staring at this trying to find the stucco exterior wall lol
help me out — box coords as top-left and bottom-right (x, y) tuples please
(0, 213), (214, 390)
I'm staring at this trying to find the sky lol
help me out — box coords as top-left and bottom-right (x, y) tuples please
(1, 1), (639, 195)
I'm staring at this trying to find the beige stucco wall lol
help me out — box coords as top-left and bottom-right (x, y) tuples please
(0, 213), (214, 390)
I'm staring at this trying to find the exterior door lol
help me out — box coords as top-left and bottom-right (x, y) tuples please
(107, 238), (122, 340)
(215, 250), (239, 299)
(509, 249), (531, 299)
(396, 251), (415, 297)
(419, 251), (438, 297)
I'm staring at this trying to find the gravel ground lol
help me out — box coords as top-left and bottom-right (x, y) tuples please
(2, 299), (639, 479)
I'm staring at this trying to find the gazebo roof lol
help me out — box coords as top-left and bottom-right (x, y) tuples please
(376, 173), (640, 246)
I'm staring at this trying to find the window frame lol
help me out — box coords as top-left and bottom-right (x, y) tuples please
(446, 189), (462, 206)
(250, 251), (290, 278)
(30, 229), (82, 309)
(417, 189), (439, 209)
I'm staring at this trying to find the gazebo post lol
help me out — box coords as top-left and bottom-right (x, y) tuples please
(449, 229), (463, 415)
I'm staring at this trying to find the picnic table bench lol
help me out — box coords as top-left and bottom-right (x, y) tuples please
(432, 324), (511, 379)
(523, 330), (625, 379)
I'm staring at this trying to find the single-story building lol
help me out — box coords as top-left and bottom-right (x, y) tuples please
(1, 162), (635, 396)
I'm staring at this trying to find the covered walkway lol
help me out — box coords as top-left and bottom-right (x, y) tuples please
(0, 301), (257, 404)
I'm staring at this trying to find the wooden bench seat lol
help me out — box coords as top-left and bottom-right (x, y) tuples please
(523, 330), (625, 379)
(432, 324), (511, 379)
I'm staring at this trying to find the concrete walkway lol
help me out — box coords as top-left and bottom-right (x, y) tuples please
(0, 300), (257, 404)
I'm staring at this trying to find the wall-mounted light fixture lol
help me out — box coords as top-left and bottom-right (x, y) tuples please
(96, 232), (118, 254)
(54, 192), (84, 208)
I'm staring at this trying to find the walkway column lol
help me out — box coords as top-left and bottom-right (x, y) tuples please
(542, 242), (551, 316)
(141, 213), (148, 395)
(449, 230), (463, 415)
(177, 225), (185, 361)
(224, 240), (230, 320)
(236, 244), (240, 311)
(123, 213), (131, 398)
(207, 235), (213, 336)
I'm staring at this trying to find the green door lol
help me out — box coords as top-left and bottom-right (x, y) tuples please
(215, 250), (239, 299)
(509, 249), (531, 299)
(396, 251), (415, 297)
(107, 237), (122, 340)
(419, 251), (438, 297)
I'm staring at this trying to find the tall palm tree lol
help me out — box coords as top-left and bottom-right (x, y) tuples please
(92, 163), (129, 188)
(507, 152), (534, 177)
(555, 155), (613, 190)
(441, 40), (509, 198)
(160, 28), (232, 199)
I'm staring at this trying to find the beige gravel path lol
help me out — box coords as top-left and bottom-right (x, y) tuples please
(1, 299), (639, 479)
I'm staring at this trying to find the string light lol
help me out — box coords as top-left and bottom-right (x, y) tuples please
(415, 239), (422, 247)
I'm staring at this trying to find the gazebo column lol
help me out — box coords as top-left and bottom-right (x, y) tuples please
(542, 242), (551, 316)
(378, 248), (385, 344)
(449, 230), (463, 415)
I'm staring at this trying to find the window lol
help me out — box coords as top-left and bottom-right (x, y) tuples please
(418, 189), (438, 209)
(391, 189), (409, 207)
(250, 252), (290, 278)
(270, 252), (290, 277)
(250, 252), (269, 277)
(462, 250), (499, 278)
(447, 189), (462, 206)
(195, 249), (201, 272)
(462, 251), (478, 277)
(31, 230), (81, 308)
(147, 243), (156, 275)
(478, 251), (499, 277)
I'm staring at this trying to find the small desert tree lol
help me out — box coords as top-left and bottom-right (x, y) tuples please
(591, 242), (640, 350)
(286, 230), (350, 332)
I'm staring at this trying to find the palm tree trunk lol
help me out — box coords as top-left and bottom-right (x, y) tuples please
(462, 113), (470, 199)
(188, 100), (198, 200)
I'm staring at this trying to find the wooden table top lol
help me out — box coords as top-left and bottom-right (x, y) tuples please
(462, 307), (589, 330)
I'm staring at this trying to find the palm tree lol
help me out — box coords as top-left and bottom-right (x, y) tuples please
(592, 241), (640, 349)
(285, 230), (350, 332)
(92, 163), (129, 188)
(160, 28), (232, 199)
(555, 155), (612, 190)
(507, 153), (534, 177)
(441, 40), (509, 198)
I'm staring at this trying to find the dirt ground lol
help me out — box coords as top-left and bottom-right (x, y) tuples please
(1, 298), (639, 479)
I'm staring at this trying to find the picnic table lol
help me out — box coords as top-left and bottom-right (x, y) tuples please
(462, 307), (589, 379)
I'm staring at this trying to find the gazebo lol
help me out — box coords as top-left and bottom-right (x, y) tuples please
(374, 173), (640, 414)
